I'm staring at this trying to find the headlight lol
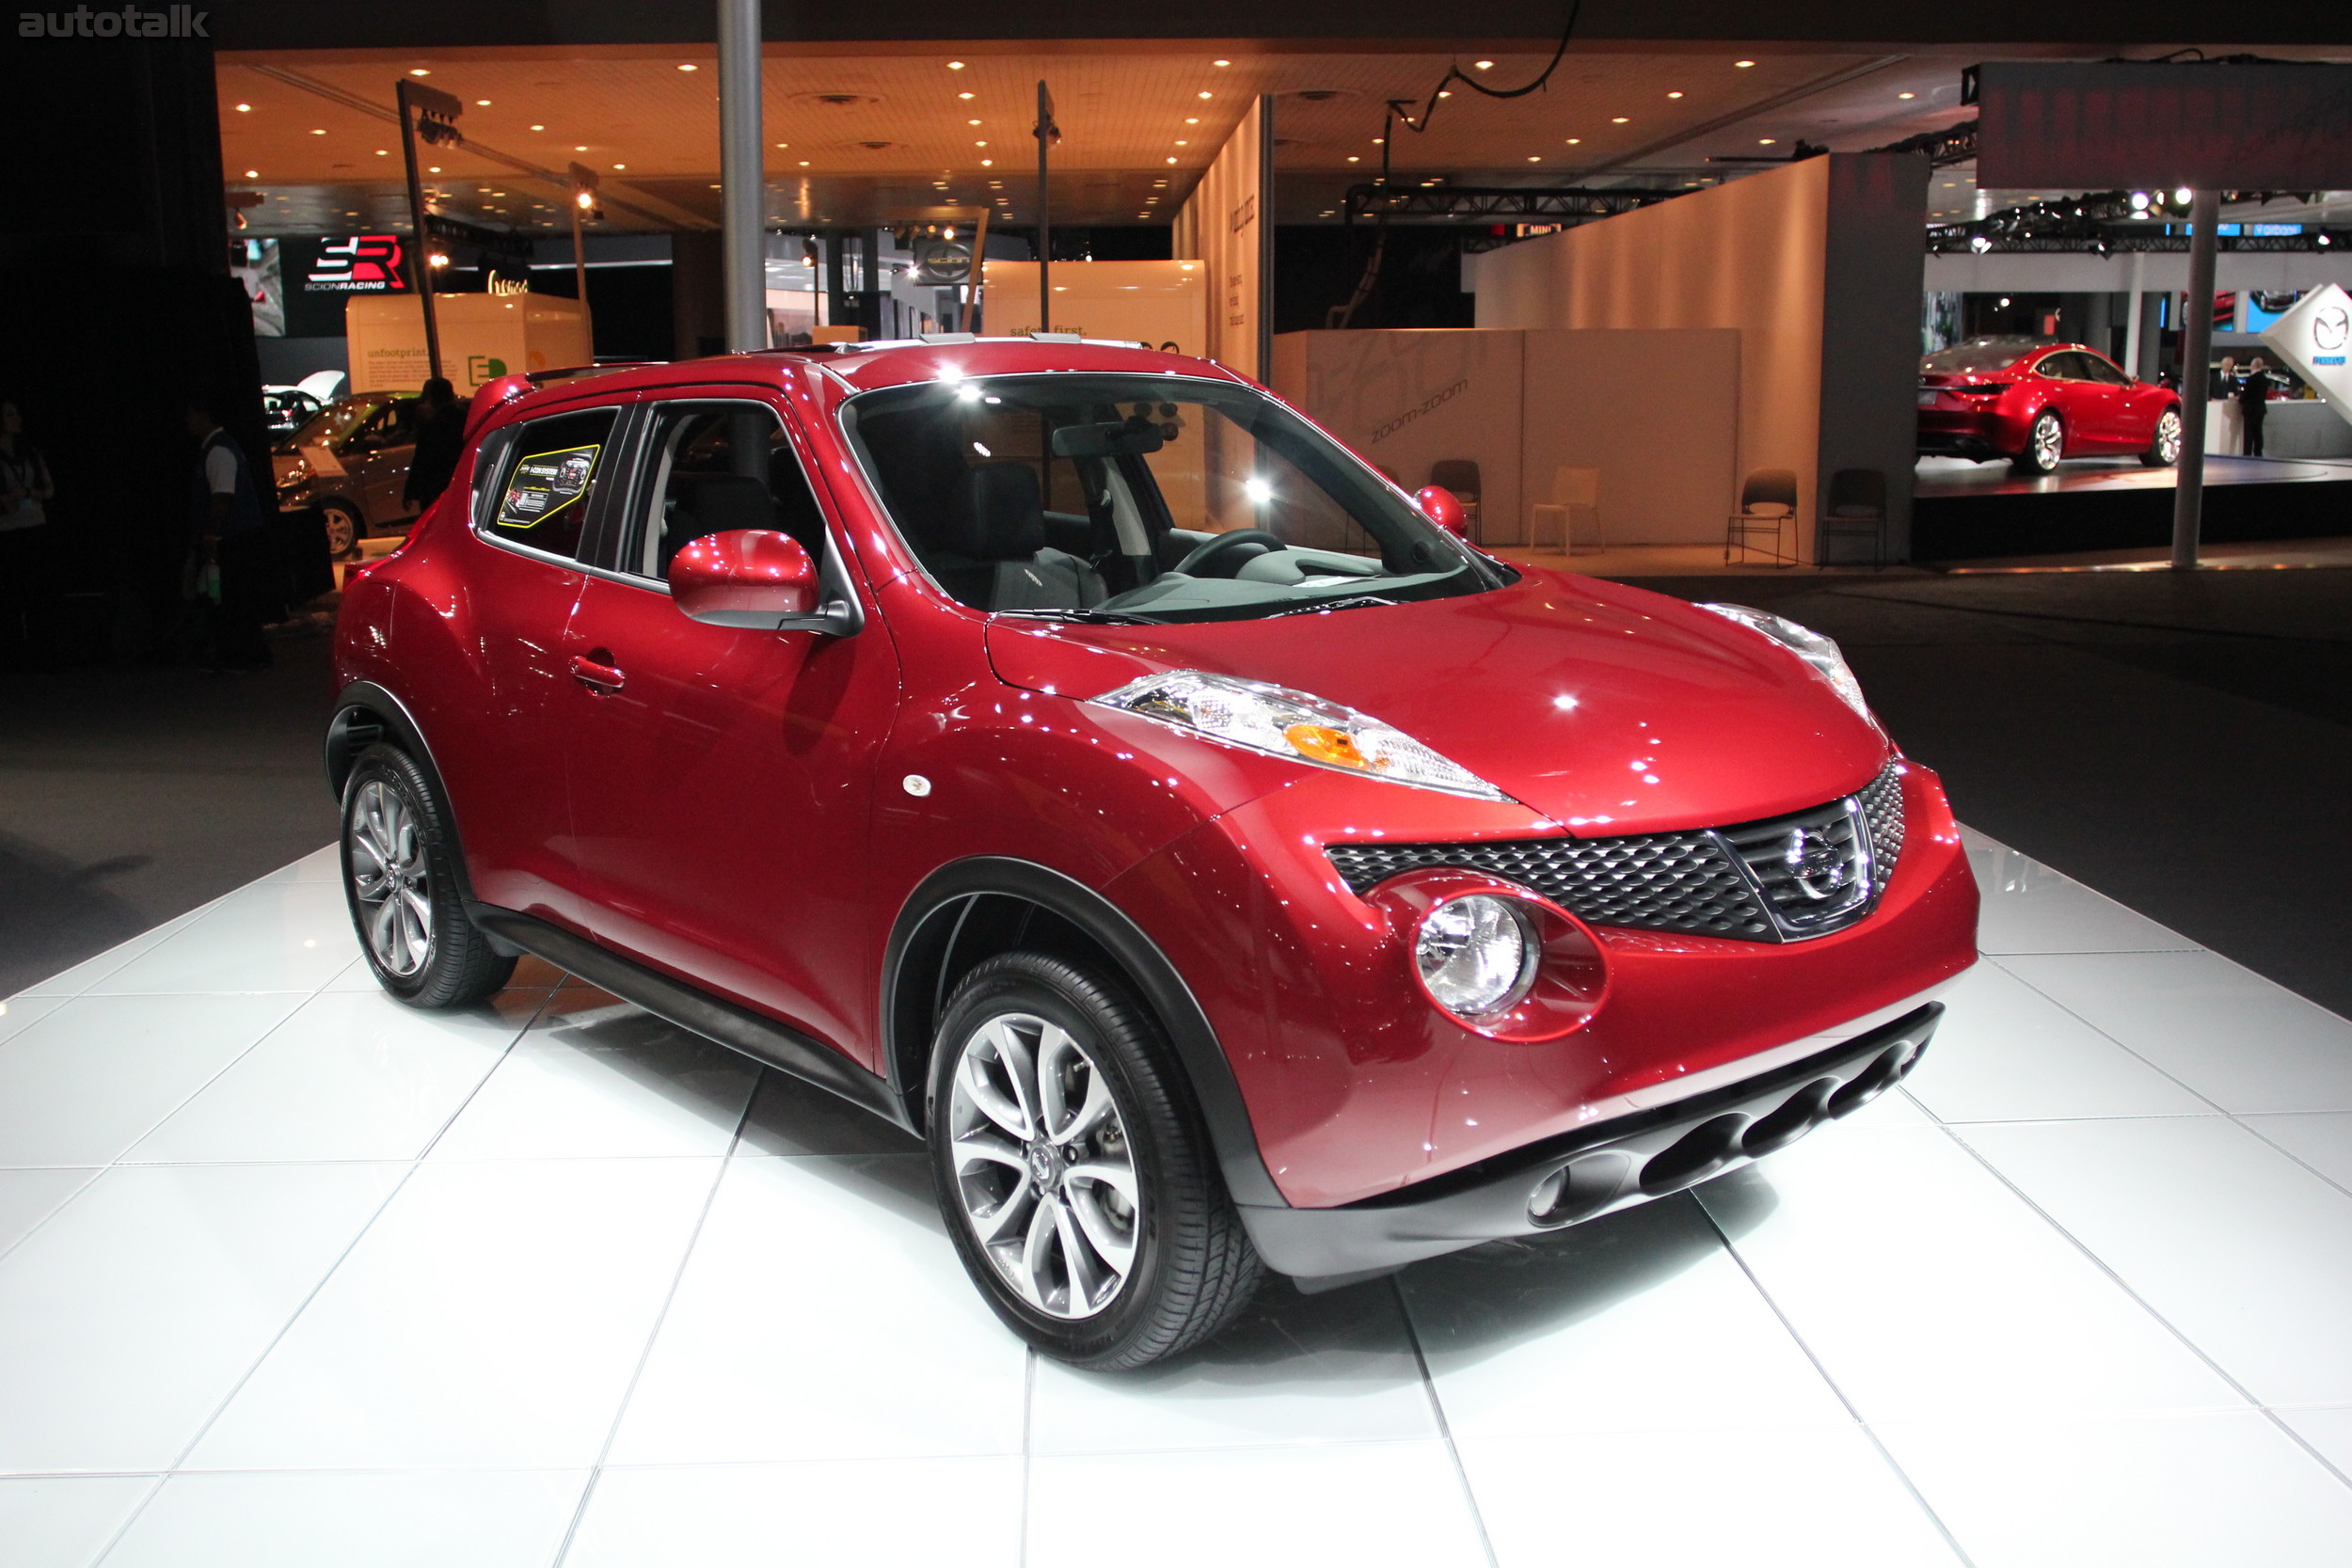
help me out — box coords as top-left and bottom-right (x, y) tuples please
(1091, 671), (1508, 800)
(1415, 895), (1536, 1018)
(1699, 603), (1875, 722)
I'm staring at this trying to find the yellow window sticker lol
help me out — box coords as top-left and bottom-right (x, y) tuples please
(498, 443), (601, 529)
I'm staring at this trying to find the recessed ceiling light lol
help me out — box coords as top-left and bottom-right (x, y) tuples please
(948, 60), (965, 70)
(1735, 59), (1756, 68)
(1199, 90), (1213, 99)
(1565, 137), (1581, 145)
(531, 124), (545, 131)
(774, 141), (787, 148)
(575, 146), (588, 151)
(1438, 90), (1452, 99)
(1474, 60), (1494, 70)
(1527, 155), (1542, 162)
(1184, 117), (1200, 124)
(408, 68), (428, 76)
(475, 99), (491, 106)
(980, 158), (993, 166)
(310, 127), (326, 135)
(245, 168), (258, 178)
(1899, 91), (1916, 100)
(975, 140), (987, 147)
(1346, 155), (1359, 162)
(677, 63), (697, 71)
(428, 166), (441, 172)
(233, 103), (250, 112)
(374, 149), (389, 155)
(1612, 117), (1629, 123)
(967, 118), (982, 125)
(799, 159), (810, 166)
(958, 90), (974, 100)
(1175, 139), (1188, 146)
(1167, 155), (1178, 164)
(1667, 90), (1683, 99)
(1373, 137), (1384, 145)
(1214, 58), (1230, 66)
(1758, 137), (1776, 145)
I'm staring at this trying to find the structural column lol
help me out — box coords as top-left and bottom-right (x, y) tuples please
(718, 0), (766, 353)
(2170, 189), (2219, 572)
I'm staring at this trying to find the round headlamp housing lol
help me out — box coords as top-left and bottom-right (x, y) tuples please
(1361, 870), (1609, 1040)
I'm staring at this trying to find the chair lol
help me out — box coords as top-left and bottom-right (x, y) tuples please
(1725, 467), (1799, 566)
(1427, 460), (1483, 543)
(1528, 466), (1603, 555)
(1816, 467), (1888, 568)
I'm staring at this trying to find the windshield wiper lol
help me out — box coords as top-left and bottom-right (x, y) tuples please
(992, 607), (1162, 626)
(1267, 595), (1399, 618)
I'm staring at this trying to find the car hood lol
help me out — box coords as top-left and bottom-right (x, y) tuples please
(984, 570), (1891, 832)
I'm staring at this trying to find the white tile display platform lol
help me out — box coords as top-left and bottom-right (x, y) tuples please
(4, 832), (2352, 1567)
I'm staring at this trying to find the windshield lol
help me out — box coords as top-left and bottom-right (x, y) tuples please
(842, 373), (1509, 624)
(1922, 339), (2048, 375)
(278, 399), (379, 454)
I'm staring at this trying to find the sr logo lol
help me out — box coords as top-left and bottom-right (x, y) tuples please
(2312, 304), (2349, 353)
(1781, 825), (1857, 901)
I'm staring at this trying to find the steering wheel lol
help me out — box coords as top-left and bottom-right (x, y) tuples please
(1173, 529), (1287, 578)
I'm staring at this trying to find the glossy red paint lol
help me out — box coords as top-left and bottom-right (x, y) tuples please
(1917, 341), (2181, 466)
(668, 529), (818, 626)
(1415, 484), (1469, 537)
(333, 338), (1979, 1227)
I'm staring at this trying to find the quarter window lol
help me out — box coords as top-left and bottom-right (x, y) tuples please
(479, 407), (619, 561)
(628, 402), (830, 579)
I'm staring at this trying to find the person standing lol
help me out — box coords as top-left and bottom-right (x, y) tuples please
(2237, 356), (2279, 457)
(185, 399), (272, 672)
(0, 396), (57, 666)
(402, 377), (470, 514)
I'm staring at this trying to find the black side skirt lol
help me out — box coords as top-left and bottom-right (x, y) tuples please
(469, 904), (914, 1133)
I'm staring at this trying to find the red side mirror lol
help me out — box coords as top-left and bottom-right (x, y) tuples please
(668, 529), (818, 627)
(1415, 484), (1469, 539)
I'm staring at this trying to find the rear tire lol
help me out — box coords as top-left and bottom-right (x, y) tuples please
(318, 500), (362, 560)
(2013, 410), (2065, 475)
(928, 951), (1263, 1369)
(2139, 406), (2184, 467)
(340, 742), (516, 1008)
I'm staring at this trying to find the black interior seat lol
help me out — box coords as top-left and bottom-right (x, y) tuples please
(935, 463), (1104, 610)
(662, 473), (777, 572)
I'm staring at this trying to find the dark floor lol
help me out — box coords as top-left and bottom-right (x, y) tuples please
(4, 569), (2349, 1021)
(1628, 566), (2352, 1018)
(0, 632), (340, 997)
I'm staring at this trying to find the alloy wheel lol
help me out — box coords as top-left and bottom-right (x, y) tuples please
(2031, 413), (2064, 470)
(2155, 409), (2183, 464)
(320, 503), (359, 558)
(946, 1011), (1141, 1320)
(348, 778), (433, 977)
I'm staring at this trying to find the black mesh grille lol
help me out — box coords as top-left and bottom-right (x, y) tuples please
(1325, 765), (1907, 943)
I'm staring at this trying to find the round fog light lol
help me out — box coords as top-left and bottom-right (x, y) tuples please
(1415, 895), (1536, 1019)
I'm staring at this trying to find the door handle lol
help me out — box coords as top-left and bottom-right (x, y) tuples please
(570, 653), (627, 693)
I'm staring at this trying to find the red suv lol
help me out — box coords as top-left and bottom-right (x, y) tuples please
(328, 339), (1979, 1368)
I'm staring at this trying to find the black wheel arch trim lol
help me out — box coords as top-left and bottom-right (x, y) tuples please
(326, 681), (478, 909)
(882, 856), (1286, 1209)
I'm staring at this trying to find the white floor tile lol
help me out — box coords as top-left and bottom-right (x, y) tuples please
(1030, 1277), (1434, 1455)
(1025, 1440), (1490, 1568)
(2243, 1112), (2352, 1196)
(100, 1469), (586, 1568)
(1902, 960), (2215, 1123)
(123, 990), (542, 1166)
(0, 1477), (156, 1568)
(1402, 1196), (1851, 1440)
(2276, 1407), (2352, 1478)
(1876, 1412), (2352, 1568)
(1996, 950), (2352, 1113)
(0, 995), (305, 1167)
(603, 1154), (1026, 1465)
(184, 1157), (720, 1470)
(1459, 1425), (1961, 1567)
(0, 995), (66, 1045)
(249, 845), (342, 885)
(1957, 1117), (2352, 1407)
(563, 1458), (1021, 1568)
(426, 996), (757, 1163)
(12, 909), (210, 999)
(0, 1163), (405, 1472)
(1696, 1124), (2243, 1422)
(0, 1168), (100, 1258)
(90, 884), (358, 996)
(1966, 841), (2197, 954)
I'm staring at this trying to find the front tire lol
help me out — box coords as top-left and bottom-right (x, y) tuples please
(2139, 406), (2184, 467)
(340, 743), (516, 1007)
(317, 499), (362, 560)
(928, 952), (1263, 1369)
(2014, 410), (2065, 474)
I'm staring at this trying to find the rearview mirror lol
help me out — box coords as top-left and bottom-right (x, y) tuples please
(1415, 485), (1470, 540)
(668, 529), (821, 629)
(1051, 418), (1165, 459)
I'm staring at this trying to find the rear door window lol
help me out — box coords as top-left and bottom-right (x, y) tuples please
(623, 401), (831, 580)
(477, 407), (620, 562)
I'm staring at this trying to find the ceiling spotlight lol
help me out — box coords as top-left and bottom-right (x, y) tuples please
(1199, 90), (1213, 99)
(958, 90), (974, 100)
(1527, 155), (1542, 162)
(1899, 91), (1916, 100)
(1735, 59), (1756, 68)
(408, 68), (429, 76)
(1167, 155), (1179, 164)
(1175, 139), (1188, 146)
(975, 140), (988, 147)
(968, 118), (982, 125)
(2174, 186), (2193, 204)
(233, 103), (250, 112)
(947, 60), (965, 70)
(1438, 90), (1452, 99)
(1474, 60), (1494, 70)
(1972, 237), (1993, 254)
(1346, 155), (1359, 162)
(2321, 233), (2333, 246)
(476, 99), (492, 106)
(980, 158), (993, 166)
(677, 62), (697, 71)
(310, 127), (326, 135)
(1214, 58), (1230, 67)
(531, 124), (545, 131)
(374, 149), (389, 156)
(1667, 91), (1683, 99)
(799, 159), (810, 166)
(244, 167), (258, 178)
(612, 162), (627, 169)
(2130, 190), (2150, 209)
(1758, 137), (1776, 145)
(1565, 137), (1581, 145)
(1612, 117), (1629, 123)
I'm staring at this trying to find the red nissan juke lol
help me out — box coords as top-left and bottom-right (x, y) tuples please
(329, 339), (1979, 1368)
(1916, 336), (2184, 473)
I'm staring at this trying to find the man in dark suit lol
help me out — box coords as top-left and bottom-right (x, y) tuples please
(2236, 356), (2280, 457)
(403, 377), (470, 512)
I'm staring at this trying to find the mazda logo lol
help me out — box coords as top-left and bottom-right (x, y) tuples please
(2315, 305), (2350, 352)
(1783, 827), (1855, 901)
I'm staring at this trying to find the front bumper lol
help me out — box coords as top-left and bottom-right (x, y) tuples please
(1238, 1001), (1941, 1283)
